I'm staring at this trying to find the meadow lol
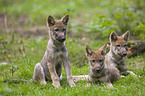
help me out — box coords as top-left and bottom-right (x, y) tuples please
(0, 0), (145, 95)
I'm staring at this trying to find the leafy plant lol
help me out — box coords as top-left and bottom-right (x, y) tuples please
(133, 23), (145, 39)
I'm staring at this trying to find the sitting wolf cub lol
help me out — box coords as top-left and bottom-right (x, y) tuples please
(33, 14), (75, 88)
(105, 31), (137, 76)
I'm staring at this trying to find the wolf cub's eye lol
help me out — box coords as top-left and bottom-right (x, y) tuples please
(62, 27), (66, 31)
(124, 44), (127, 47)
(91, 59), (95, 63)
(116, 44), (121, 47)
(99, 59), (103, 62)
(54, 28), (59, 31)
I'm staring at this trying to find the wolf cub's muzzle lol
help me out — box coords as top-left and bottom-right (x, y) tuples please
(118, 51), (127, 57)
(122, 51), (127, 56)
(93, 67), (102, 72)
(53, 27), (66, 42)
(55, 36), (66, 42)
(53, 31), (66, 42)
(60, 37), (66, 42)
(92, 64), (104, 72)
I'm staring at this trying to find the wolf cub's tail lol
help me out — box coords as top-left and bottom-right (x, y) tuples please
(4, 79), (36, 83)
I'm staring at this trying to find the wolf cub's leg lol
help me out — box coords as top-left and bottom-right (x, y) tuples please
(86, 80), (91, 87)
(126, 70), (137, 76)
(120, 70), (137, 77)
(33, 63), (47, 84)
(106, 83), (113, 88)
(63, 58), (75, 87)
(109, 67), (120, 82)
(106, 76), (113, 88)
(48, 62), (61, 88)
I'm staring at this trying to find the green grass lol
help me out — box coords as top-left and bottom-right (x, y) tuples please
(0, 0), (145, 96)
(0, 33), (145, 96)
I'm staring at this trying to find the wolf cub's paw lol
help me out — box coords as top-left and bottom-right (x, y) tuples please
(86, 83), (91, 87)
(69, 81), (76, 87)
(52, 81), (61, 88)
(107, 83), (113, 88)
(121, 75), (125, 78)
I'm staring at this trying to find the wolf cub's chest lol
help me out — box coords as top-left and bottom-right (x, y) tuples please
(52, 48), (66, 60)
(91, 75), (108, 83)
(54, 48), (65, 55)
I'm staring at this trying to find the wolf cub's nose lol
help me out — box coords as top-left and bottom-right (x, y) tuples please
(122, 52), (127, 56)
(95, 68), (101, 71)
(61, 37), (66, 41)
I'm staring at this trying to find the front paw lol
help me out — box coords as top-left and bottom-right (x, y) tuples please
(121, 75), (125, 78)
(68, 80), (76, 87)
(40, 80), (47, 85)
(127, 71), (137, 76)
(86, 83), (91, 87)
(52, 81), (61, 88)
(107, 83), (113, 88)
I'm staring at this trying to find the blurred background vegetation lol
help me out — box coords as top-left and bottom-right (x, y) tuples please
(0, 0), (145, 39)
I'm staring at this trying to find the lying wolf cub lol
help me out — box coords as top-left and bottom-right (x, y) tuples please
(85, 44), (120, 87)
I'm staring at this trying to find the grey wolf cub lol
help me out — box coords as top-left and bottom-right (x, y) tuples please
(33, 14), (75, 88)
(85, 44), (120, 87)
(105, 31), (137, 76)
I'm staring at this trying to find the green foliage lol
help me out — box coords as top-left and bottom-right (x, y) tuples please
(0, 0), (145, 39)
(111, 7), (136, 32)
(133, 23), (145, 39)
(66, 38), (87, 67)
(110, 4), (145, 37)
(85, 13), (115, 38)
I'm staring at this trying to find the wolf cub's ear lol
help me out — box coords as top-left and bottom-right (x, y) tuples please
(61, 14), (69, 26)
(86, 45), (93, 56)
(47, 15), (55, 26)
(123, 31), (130, 42)
(101, 43), (107, 55)
(110, 32), (117, 42)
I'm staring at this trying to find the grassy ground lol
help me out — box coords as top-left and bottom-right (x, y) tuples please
(0, 0), (145, 96)
(0, 33), (145, 96)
